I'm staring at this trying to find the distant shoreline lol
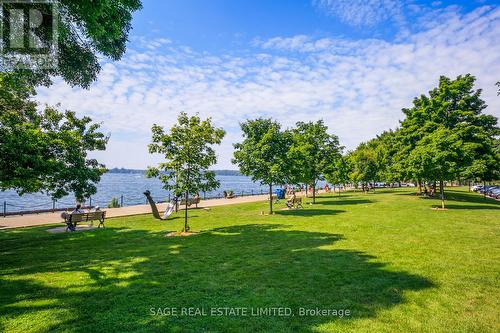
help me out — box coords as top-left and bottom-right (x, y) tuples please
(107, 168), (242, 176)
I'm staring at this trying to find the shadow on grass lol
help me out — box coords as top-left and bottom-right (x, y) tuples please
(396, 189), (500, 208)
(445, 191), (500, 205)
(316, 199), (373, 206)
(0, 224), (434, 332)
(440, 204), (499, 210)
(316, 194), (355, 199)
(275, 209), (345, 217)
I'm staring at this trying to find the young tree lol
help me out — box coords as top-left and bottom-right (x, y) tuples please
(350, 132), (398, 192)
(147, 113), (225, 232)
(324, 155), (351, 196)
(348, 143), (378, 192)
(288, 120), (342, 203)
(372, 130), (399, 184)
(233, 119), (290, 214)
(0, 78), (108, 201)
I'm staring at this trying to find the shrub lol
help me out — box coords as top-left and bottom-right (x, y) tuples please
(107, 197), (120, 208)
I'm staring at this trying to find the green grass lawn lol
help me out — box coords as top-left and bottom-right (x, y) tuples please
(1, 187), (499, 332)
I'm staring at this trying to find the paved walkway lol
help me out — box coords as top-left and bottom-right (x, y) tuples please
(0, 194), (273, 230)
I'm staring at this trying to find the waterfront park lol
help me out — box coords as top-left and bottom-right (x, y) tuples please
(1, 1), (499, 332)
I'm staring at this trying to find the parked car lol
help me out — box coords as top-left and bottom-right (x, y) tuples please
(479, 185), (495, 194)
(471, 185), (482, 192)
(488, 186), (499, 194)
(488, 188), (500, 199)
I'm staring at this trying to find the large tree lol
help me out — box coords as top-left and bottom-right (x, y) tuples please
(407, 127), (463, 209)
(288, 120), (342, 203)
(1, 0), (142, 88)
(460, 130), (499, 190)
(392, 94), (434, 190)
(233, 119), (290, 214)
(397, 74), (499, 196)
(0, 75), (108, 201)
(147, 113), (225, 232)
(1, 1), (141, 200)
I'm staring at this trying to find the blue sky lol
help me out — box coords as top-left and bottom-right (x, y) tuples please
(37, 0), (500, 169)
(133, 0), (490, 51)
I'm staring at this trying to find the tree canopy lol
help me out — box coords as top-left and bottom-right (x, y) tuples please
(348, 143), (378, 191)
(288, 120), (342, 203)
(2, 0), (142, 88)
(350, 131), (398, 189)
(324, 155), (351, 195)
(350, 74), (499, 207)
(232, 118), (290, 214)
(405, 75), (498, 186)
(0, 74), (108, 201)
(407, 127), (463, 208)
(147, 112), (225, 232)
(1, 1), (141, 202)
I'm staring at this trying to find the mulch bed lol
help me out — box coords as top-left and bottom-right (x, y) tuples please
(165, 231), (198, 237)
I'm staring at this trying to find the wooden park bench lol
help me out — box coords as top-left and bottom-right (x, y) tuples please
(63, 211), (106, 231)
(180, 197), (200, 208)
(285, 196), (304, 209)
(293, 196), (304, 209)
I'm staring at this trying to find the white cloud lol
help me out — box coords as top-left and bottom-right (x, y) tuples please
(313, 0), (405, 27)
(129, 36), (172, 51)
(36, 6), (500, 169)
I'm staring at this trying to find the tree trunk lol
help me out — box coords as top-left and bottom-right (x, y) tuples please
(417, 179), (422, 195)
(468, 180), (471, 192)
(312, 180), (316, 204)
(439, 179), (445, 209)
(183, 190), (189, 232)
(174, 181), (179, 212)
(483, 180), (486, 199)
(373, 180), (376, 193)
(268, 184), (273, 214)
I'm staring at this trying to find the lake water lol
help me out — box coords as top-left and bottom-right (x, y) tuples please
(0, 173), (275, 213)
